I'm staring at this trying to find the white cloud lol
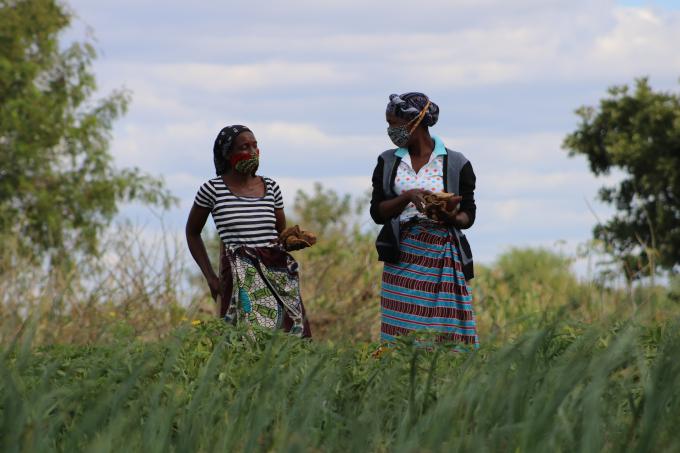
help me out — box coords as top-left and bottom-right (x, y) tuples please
(482, 198), (595, 228)
(125, 88), (195, 119)
(99, 61), (358, 95)
(274, 176), (372, 215)
(64, 0), (680, 272)
(111, 121), (218, 170)
(164, 172), (206, 194)
(251, 122), (340, 148)
(110, 118), (387, 178)
(444, 132), (566, 165)
(90, 4), (680, 92)
(483, 170), (590, 192)
(585, 8), (680, 76)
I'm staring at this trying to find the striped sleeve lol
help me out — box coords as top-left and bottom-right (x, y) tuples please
(194, 181), (216, 209)
(270, 179), (284, 209)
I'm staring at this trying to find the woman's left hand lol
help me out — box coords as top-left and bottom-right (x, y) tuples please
(425, 205), (463, 228)
(426, 205), (467, 228)
(425, 204), (455, 225)
(207, 274), (221, 301)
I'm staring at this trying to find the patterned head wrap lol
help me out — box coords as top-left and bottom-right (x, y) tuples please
(213, 125), (251, 175)
(385, 92), (439, 127)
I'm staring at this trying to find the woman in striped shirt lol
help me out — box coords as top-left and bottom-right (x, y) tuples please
(186, 125), (311, 337)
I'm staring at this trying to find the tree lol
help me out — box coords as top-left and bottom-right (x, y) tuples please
(292, 182), (353, 236)
(563, 78), (680, 277)
(0, 0), (175, 262)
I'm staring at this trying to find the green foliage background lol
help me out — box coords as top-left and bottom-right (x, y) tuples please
(3, 314), (680, 452)
(5, 180), (680, 451)
(2, 2), (680, 451)
(0, 0), (175, 262)
(563, 78), (680, 276)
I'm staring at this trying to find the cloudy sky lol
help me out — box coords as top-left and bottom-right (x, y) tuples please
(66, 0), (680, 270)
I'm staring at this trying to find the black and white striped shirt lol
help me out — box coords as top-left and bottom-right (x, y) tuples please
(194, 176), (284, 247)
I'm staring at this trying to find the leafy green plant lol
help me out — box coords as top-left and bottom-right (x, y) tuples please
(0, 0), (176, 263)
(2, 317), (680, 452)
(563, 78), (680, 276)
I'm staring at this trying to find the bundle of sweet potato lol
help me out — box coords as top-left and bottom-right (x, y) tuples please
(279, 225), (317, 251)
(422, 192), (462, 222)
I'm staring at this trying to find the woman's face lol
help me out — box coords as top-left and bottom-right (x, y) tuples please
(386, 112), (421, 148)
(226, 131), (260, 174)
(386, 112), (408, 128)
(229, 131), (259, 157)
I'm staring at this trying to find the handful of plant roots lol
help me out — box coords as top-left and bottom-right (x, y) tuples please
(422, 192), (463, 222)
(279, 225), (317, 251)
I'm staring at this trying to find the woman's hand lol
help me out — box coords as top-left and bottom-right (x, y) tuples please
(207, 274), (220, 301)
(403, 189), (431, 212)
(426, 205), (457, 224)
(422, 194), (464, 226)
(376, 189), (431, 222)
(427, 206), (471, 229)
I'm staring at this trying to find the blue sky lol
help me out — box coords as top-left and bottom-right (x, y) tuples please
(618, 0), (679, 8)
(65, 0), (680, 271)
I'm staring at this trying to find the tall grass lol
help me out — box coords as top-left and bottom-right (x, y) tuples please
(0, 221), (189, 345)
(2, 186), (680, 451)
(2, 317), (679, 452)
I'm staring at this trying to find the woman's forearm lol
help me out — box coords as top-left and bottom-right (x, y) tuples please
(185, 204), (217, 283)
(186, 233), (217, 282)
(378, 193), (410, 220)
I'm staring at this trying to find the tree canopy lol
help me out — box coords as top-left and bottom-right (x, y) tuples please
(563, 78), (680, 276)
(0, 0), (175, 261)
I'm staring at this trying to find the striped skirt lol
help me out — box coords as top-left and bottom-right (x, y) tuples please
(380, 220), (479, 348)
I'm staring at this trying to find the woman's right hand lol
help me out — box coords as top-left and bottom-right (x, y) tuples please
(402, 189), (431, 212)
(207, 274), (220, 301)
(377, 189), (431, 222)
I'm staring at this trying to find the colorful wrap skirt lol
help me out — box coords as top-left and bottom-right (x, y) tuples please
(219, 244), (312, 338)
(380, 219), (478, 348)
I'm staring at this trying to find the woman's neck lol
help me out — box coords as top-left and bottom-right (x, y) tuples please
(223, 170), (256, 186)
(408, 131), (435, 158)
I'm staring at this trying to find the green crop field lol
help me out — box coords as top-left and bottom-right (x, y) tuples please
(2, 220), (680, 452)
(4, 2), (680, 450)
(2, 314), (680, 452)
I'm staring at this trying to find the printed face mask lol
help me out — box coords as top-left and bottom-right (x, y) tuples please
(387, 124), (411, 148)
(386, 99), (432, 148)
(229, 150), (260, 175)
